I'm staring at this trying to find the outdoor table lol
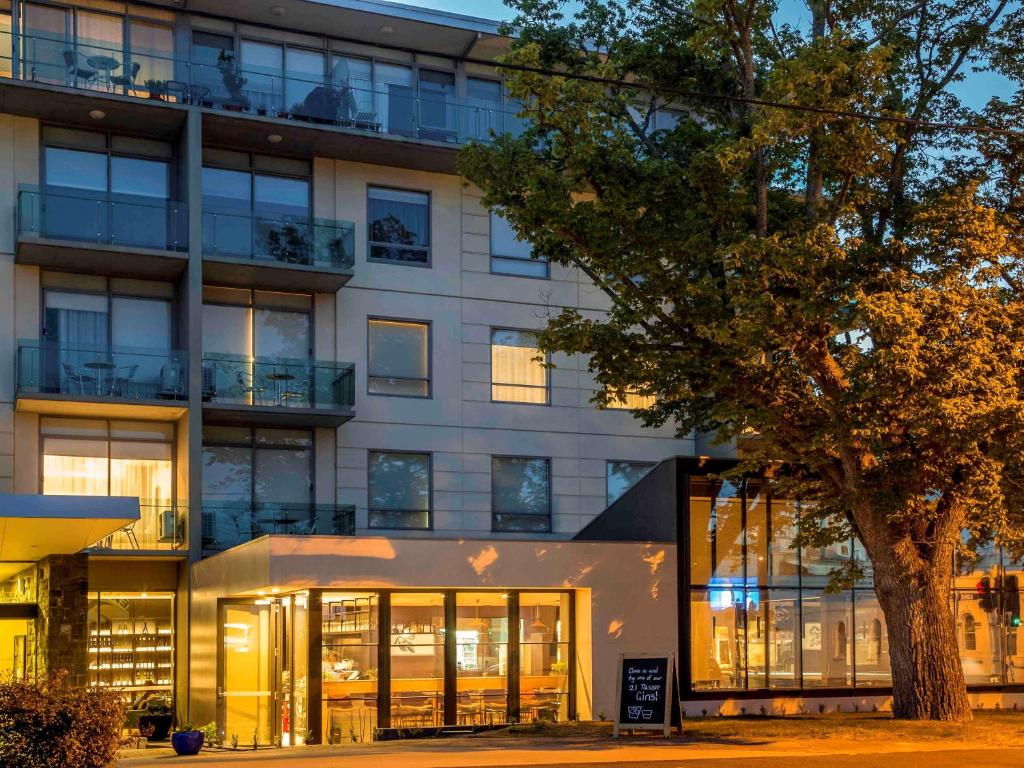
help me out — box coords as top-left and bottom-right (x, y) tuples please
(83, 360), (115, 394)
(87, 55), (120, 90)
(265, 371), (295, 405)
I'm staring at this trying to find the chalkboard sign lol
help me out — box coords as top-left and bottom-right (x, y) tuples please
(613, 652), (675, 737)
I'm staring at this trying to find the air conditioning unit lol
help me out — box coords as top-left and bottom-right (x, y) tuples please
(159, 362), (184, 399)
(159, 508), (180, 544)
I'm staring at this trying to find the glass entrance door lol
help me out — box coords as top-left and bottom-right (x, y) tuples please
(219, 600), (280, 747)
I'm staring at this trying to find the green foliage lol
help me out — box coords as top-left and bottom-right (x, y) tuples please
(0, 672), (125, 768)
(460, 0), (1024, 718)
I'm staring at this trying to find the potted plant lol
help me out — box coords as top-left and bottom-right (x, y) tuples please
(137, 696), (173, 741)
(170, 721), (207, 756)
(144, 79), (166, 100)
(217, 50), (249, 111)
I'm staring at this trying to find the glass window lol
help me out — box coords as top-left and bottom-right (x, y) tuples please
(367, 451), (431, 529)
(490, 330), (547, 404)
(44, 147), (106, 191)
(191, 31), (234, 102)
(465, 77), (503, 140)
(255, 174), (309, 219)
(367, 187), (430, 264)
(519, 592), (570, 722)
(769, 497), (801, 587)
(322, 592), (378, 744)
(375, 63), (414, 137)
(690, 587), (746, 690)
(128, 20), (174, 92)
(854, 592), (890, 687)
(492, 456), (550, 532)
(76, 9), (123, 76)
(88, 592), (174, 709)
(490, 211), (547, 278)
(202, 167), (252, 257)
(241, 39), (283, 115)
(767, 590), (801, 688)
(419, 69), (456, 133)
(801, 590), (852, 688)
(390, 592), (444, 726)
(285, 48), (325, 114)
(368, 319), (429, 397)
(745, 481), (768, 584)
(604, 388), (656, 410)
(456, 593), (508, 724)
(605, 461), (655, 505)
(688, 478), (743, 585)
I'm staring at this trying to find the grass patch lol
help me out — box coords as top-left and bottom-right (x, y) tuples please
(480, 711), (1024, 746)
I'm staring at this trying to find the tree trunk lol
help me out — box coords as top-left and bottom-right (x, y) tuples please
(873, 557), (972, 721)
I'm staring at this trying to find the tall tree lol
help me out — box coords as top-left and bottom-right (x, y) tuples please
(460, 0), (1024, 721)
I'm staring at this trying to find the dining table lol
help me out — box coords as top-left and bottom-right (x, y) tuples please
(86, 55), (120, 90)
(83, 360), (115, 394)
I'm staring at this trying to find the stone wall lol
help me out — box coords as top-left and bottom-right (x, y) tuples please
(35, 554), (89, 685)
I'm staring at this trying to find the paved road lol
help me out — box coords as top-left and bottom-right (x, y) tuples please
(119, 743), (1022, 768)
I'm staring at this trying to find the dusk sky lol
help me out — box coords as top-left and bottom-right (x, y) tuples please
(402, 0), (1013, 111)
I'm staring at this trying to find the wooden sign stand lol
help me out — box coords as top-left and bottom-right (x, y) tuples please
(613, 651), (676, 738)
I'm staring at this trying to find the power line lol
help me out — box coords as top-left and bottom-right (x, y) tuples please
(459, 55), (1023, 140)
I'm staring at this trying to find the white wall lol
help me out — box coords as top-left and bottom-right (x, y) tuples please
(322, 159), (693, 537)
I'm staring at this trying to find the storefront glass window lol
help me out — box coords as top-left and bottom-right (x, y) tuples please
(689, 588), (745, 690)
(88, 592), (174, 710)
(854, 591), (890, 686)
(322, 592), (378, 744)
(455, 593), (509, 725)
(801, 591), (852, 688)
(767, 590), (800, 688)
(519, 593), (571, 721)
(390, 593), (444, 726)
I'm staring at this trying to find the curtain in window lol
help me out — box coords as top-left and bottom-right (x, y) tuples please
(491, 330), (546, 403)
(42, 437), (108, 496)
(606, 388), (656, 409)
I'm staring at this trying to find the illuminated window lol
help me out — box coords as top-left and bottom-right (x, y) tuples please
(490, 329), (547, 404)
(604, 388), (656, 410)
(368, 319), (430, 397)
(963, 614), (977, 651)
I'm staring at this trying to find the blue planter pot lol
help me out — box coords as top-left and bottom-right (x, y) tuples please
(171, 731), (205, 756)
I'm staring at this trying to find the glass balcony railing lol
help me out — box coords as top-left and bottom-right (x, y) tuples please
(202, 211), (355, 269)
(17, 340), (188, 401)
(201, 501), (355, 553)
(88, 501), (187, 552)
(18, 185), (188, 252)
(1, 31), (528, 145)
(202, 354), (354, 411)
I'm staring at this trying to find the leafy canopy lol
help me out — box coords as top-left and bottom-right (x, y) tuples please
(460, 0), (1024, 573)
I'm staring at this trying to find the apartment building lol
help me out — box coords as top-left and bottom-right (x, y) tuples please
(0, 0), (1019, 749)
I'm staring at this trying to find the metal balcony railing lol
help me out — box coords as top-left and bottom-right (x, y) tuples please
(200, 501), (355, 553)
(18, 185), (188, 252)
(17, 340), (188, 402)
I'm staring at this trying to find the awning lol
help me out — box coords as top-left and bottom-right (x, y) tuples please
(0, 495), (139, 580)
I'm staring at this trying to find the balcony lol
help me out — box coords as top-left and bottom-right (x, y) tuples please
(17, 186), (188, 279)
(201, 354), (355, 427)
(202, 211), (355, 292)
(16, 340), (188, 421)
(0, 33), (525, 173)
(200, 501), (355, 555)
(87, 502), (188, 553)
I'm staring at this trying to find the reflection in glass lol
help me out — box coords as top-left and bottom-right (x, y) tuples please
(801, 591), (852, 688)
(767, 591), (800, 688)
(519, 593), (571, 721)
(368, 451), (431, 529)
(492, 456), (550, 532)
(690, 588), (745, 690)
(368, 319), (430, 397)
(322, 592), (378, 744)
(367, 187), (429, 264)
(854, 592), (890, 686)
(606, 461), (655, 506)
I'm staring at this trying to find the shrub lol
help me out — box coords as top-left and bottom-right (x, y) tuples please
(0, 672), (124, 768)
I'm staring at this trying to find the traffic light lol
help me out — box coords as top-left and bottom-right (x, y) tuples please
(978, 576), (995, 612)
(1005, 574), (1021, 628)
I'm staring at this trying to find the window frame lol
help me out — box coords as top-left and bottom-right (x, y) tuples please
(366, 449), (433, 531)
(489, 327), (549, 406)
(491, 454), (552, 533)
(366, 316), (432, 399)
(366, 184), (432, 268)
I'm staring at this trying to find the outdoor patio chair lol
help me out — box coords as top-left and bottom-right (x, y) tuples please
(63, 50), (98, 87)
(109, 61), (141, 93)
(110, 364), (138, 397)
(61, 362), (95, 394)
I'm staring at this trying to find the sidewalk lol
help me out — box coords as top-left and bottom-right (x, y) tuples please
(117, 732), (1011, 768)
